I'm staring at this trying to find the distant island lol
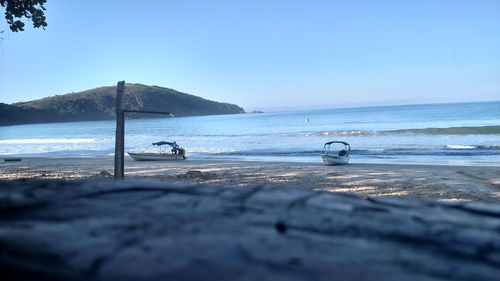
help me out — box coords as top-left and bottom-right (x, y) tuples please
(0, 83), (245, 126)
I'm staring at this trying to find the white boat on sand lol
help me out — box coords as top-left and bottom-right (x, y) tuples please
(322, 141), (350, 165)
(128, 141), (186, 161)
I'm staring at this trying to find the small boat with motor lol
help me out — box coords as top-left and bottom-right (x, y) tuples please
(128, 141), (186, 161)
(322, 141), (350, 165)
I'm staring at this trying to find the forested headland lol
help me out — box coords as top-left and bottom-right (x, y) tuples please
(0, 83), (245, 126)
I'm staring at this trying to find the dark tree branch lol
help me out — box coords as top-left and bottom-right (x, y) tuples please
(1, 0), (47, 32)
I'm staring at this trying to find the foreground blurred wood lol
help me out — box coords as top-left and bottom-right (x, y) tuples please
(0, 180), (499, 281)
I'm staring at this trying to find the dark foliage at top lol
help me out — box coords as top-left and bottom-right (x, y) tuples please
(0, 83), (245, 126)
(1, 0), (47, 32)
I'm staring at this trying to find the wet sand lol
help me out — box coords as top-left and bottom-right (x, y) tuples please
(1, 156), (499, 203)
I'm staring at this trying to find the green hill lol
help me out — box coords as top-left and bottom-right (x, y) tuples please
(1, 83), (245, 126)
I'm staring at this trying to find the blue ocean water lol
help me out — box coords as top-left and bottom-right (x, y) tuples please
(1, 101), (499, 166)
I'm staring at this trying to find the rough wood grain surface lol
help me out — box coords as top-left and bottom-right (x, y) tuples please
(1, 179), (499, 281)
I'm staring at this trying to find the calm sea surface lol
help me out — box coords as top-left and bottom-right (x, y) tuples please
(1, 101), (499, 166)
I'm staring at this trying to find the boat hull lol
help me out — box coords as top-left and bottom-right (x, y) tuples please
(128, 152), (186, 161)
(322, 154), (349, 165)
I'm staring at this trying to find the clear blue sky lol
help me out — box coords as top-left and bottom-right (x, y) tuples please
(1, 0), (499, 111)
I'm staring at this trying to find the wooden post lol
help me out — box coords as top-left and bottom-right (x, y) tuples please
(113, 81), (172, 180)
(114, 81), (125, 180)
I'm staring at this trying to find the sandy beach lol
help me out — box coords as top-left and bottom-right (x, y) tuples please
(1, 156), (499, 204)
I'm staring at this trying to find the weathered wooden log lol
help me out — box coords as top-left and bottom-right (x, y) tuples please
(0, 179), (499, 281)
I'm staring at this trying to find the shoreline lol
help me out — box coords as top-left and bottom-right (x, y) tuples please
(1, 154), (499, 167)
(0, 153), (500, 166)
(1, 156), (499, 204)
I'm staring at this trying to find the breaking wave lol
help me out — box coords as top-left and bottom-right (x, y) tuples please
(388, 126), (500, 135)
(444, 144), (500, 150)
(318, 126), (500, 137)
(0, 138), (108, 144)
(319, 130), (378, 137)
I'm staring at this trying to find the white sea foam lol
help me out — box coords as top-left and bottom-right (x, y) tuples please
(320, 130), (377, 137)
(0, 138), (108, 144)
(445, 145), (477, 150)
(186, 147), (238, 154)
